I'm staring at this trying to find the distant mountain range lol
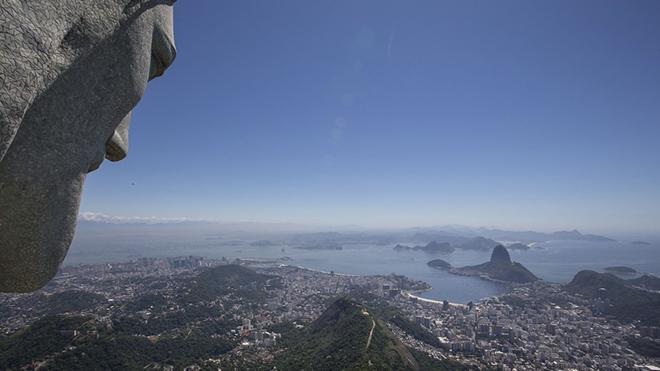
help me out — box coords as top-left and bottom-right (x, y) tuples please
(409, 226), (615, 243)
(77, 213), (619, 245)
(401, 237), (532, 254)
(457, 236), (500, 250)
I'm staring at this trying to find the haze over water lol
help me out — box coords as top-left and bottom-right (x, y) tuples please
(65, 224), (660, 303)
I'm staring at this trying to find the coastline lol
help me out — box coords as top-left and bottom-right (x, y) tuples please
(253, 260), (472, 304)
(403, 289), (468, 308)
(448, 267), (516, 286)
(243, 259), (361, 278)
(428, 264), (516, 287)
(243, 258), (506, 303)
(287, 264), (360, 277)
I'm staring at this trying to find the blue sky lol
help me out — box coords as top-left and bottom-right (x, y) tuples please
(81, 0), (660, 235)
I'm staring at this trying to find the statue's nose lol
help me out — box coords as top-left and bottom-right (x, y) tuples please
(105, 111), (131, 162)
(103, 7), (175, 165)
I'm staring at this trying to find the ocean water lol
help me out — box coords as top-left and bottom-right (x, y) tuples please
(65, 229), (660, 304)
(509, 240), (660, 282)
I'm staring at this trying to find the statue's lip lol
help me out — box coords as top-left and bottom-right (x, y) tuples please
(104, 112), (132, 163)
(105, 130), (128, 162)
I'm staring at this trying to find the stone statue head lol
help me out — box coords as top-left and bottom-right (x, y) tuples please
(0, 0), (177, 292)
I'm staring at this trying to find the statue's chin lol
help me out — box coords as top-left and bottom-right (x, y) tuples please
(0, 174), (84, 292)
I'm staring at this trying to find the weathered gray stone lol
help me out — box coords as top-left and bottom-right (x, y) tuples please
(0, 0), (177, 292)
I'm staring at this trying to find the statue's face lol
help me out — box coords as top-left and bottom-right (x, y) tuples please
(0, 1), (176, 292)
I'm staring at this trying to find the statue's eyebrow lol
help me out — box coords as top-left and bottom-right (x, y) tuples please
(123, 0), (177, 16)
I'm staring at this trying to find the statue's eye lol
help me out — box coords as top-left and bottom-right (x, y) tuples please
(149, 27), (176, 80)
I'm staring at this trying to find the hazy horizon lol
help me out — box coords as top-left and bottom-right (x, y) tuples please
(76, 211), (659, 241)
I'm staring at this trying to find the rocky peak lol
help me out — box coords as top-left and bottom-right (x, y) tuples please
(490, 245), (511, 264)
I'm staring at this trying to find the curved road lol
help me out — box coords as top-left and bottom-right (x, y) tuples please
(365, 319), (376, 350)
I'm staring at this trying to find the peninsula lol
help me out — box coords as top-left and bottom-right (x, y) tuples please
(451, 245), (538, 284)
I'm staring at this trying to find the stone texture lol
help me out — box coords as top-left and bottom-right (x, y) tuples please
(0, 0), (176, 292)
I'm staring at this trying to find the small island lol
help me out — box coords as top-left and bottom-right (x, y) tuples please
(604, 266), (637, 275)
(506, 242), (531, 251)
(628, 274), (660, 291)
(250, 240), (281, 247)
(394, 241), (454, 254)
(427, 259), (452, 270)
(451, 245), (538, 284)
(294, 242), (343, 250)
(632, 241), (651, 246)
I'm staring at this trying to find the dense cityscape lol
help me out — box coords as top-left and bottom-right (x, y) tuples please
(1, 255), (658, 370)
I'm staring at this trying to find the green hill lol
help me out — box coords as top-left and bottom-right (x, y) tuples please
(183, 264), (278, 303)
(44, 290), (106, 314)
(274, 297), (463, 370)
(0, 315), (93, 369)
(0, 314), (235, 370)
(565, 270), (660, 326)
